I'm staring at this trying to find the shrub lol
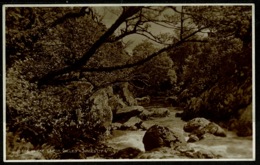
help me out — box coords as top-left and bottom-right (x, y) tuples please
(6, 59), (106, 150)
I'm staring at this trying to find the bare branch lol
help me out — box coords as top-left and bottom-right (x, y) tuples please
(81, 26), (209, 73)
(135, 31), (172, 45)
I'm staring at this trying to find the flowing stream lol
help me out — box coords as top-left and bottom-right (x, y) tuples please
(106, 106), (253, 159)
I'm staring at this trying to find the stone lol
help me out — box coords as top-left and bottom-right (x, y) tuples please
(190, 127), (207, 139)
(136, 96), (150, 105)
(174, 145), (194, 153)
(150, 108), (170, 117)
(113, 106), (145, 123)
(87, 87), (113, 133)
(121, 117), (142, 130)
(183, 117), (211, 132)
(111, 122), (122, 130)
(204, 122), (226, 137)
(195, 149), (216, 159)
(116, 105), (145, 114)
(143, 125), (186, 151)
(187, 134), (200, 143)
(190, 122), (226, 138)
(113, 147), (142, 159)
(108, 95), (126, 116)
(136, 145), (220, 159)
(138, 109), (153, 120)
(120, 82), (137, 106)
(139, 122), (150, 130)
(138, 108), (170, 120)
(184, 118), (227, 143)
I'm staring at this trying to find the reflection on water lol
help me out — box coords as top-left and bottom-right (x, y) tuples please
(107, 107), (253, 159)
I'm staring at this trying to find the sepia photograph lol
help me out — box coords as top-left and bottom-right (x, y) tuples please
(3, 4), (255, 161)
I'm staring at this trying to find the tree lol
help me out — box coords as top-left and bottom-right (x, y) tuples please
(34, 6), (216, 86)
(129, 40), (176, 96)
(168, 6), (252, 128)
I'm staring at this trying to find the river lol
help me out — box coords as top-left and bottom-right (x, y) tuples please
(106, 106), (253, 159)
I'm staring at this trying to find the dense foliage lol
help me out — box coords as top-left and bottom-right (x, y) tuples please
(6, 7), (129, 155)
(170, 7), (252, 129)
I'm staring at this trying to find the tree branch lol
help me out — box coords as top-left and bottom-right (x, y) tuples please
(81, 26), (209, 73)
(38, 7), (142, 86)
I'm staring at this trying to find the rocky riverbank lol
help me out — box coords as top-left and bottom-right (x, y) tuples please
(106, 106), (253, 159)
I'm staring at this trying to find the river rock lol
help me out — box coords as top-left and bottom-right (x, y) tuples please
(183, 117), (211, 132)
(138, 108), (170, 120)
(196, 149), (216, 158)
(113, 147), (142, 159)
(187, 134), (200, 142)
(108, 94), (126, 116)
(174, 145), (194, 153)
(184, 149), (218, 159)
(139, 122), (150, 130)
(136, 146), (219, 159)
(116, 105), (144, 114)
(204, 122), (226, 137)
(113, 106), (145, 123)
(111, 122), (122, 130)
(189, 121), (227, 138)
(143, 125), (187, 151)
(184, 118), (227, 142)
(121, 117), (142, 130)
(138, 109), (153, 120)
(150, 108), (170, 117)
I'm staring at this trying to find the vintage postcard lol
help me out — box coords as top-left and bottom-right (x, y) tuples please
(3, 3), (255, 162)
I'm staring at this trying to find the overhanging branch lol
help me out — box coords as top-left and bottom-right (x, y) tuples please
(38, 7), (142, 86)
(82, 26), (209, 72)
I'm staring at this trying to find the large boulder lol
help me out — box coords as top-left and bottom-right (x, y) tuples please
(113, 106), (145, 123)
(143, 125), (186, 151)
(86, 87), (113, 133)
(184, 118), (226, 142)
(183, 118), (211, 132)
